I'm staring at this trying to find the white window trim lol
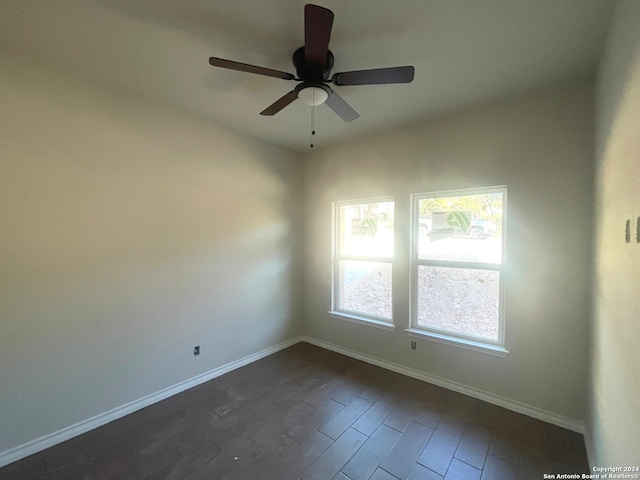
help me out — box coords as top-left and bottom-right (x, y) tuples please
(404, 329), (509, 357)
(328, 311), (395, 331)
(331, 196), (395, 326)
(409, 186), (507, 352)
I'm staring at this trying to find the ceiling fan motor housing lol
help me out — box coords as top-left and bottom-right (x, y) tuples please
(293, 46), (334, 81)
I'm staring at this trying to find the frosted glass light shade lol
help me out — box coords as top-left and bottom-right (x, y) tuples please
(297, 86), (328, 106)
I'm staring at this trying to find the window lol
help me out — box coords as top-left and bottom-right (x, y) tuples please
(409, 187), (507, 355)
(331, 198), (394, 328)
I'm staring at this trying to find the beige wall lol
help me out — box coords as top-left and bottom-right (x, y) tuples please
(303, 84), (594, 423)
(6, 9), (638, 459)
(589, 0), (640, 465)
(0, 53), (302, 454)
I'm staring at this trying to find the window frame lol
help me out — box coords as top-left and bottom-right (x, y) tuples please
(330, 196), (395, 330)
(408, 186), (508, 356)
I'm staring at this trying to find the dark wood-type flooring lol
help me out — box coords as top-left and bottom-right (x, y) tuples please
(1, 342), (589, 479)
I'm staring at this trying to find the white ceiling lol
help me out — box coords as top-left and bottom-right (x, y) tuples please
(1, 0), (615, 152)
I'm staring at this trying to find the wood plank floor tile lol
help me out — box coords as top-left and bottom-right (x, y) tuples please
(192, 436), (263, 480)
(444, 458), (482, 480)
(417, 418), (464, 476)
(371, 468), (403, 480)
(352, 394), (397, 436)
(333, 472), (352, 480)
(384, 399), (424, 433)
(454, 425), (490, 469)
(210, 404), (282, 449)
(330, 366), (373, 405)
(0, 452), (48, 480)
(488, 435), (520, 467)
(0, 343), (592, 480)
(380, 421), (434, 480)
(250, 400), (315, 447)
(341, 424), (402, 480)
(357, 369), (403, 404)
(300, 428), (367, 480)
(319, 396), (373, 440)
(253, 429), (335, 480)
(408, 463), (444, 480)
(144, 442), (220, 480)
(481, 454), (518, 480)
(413, 405), (441, 430)
(281, 429), (335, 476)
(287, 398), (344, 443)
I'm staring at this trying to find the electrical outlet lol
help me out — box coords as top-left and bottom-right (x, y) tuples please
(624, 216), (640, 243)
(410, 341), (417, 350)
(194, 345), (200, 356)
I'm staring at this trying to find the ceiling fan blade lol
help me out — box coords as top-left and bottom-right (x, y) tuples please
(209, 57), (295, 80)
(332, 66), (415, 86)
(260, 90), (299, 116)
(304, 4), (334, 69)
(325, 90), (359, 122)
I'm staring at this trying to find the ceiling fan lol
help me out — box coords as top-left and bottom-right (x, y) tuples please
(208, 4), (415, 122)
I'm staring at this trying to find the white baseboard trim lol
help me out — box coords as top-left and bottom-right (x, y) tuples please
(302, 335), (585, 434)
(0, 336), (302, 468)
(583, 425), (595, 469)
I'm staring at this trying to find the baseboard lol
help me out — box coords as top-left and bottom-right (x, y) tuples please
(583, 423), (595, 469)
(0, 336), (303, 468)
(302, 335), (585, 434)
(2, 334), (586, 468)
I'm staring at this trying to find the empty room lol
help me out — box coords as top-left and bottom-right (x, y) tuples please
(1, 1), (638, 479)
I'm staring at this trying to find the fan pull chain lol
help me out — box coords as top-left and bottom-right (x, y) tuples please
(310, 90), (316, 148)
(310, 108), (316, 148)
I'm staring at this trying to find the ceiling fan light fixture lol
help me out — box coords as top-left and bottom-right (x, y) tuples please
(209, 4), (414, 121)
(297, 86), (329, 106)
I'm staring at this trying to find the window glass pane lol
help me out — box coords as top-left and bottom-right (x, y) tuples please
(418, 192), (503, 263)
(340, 201), (394, 257)
(340, 260), (392, 319)
(417, 266), (499, 341)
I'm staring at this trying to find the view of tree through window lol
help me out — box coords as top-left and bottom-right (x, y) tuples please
(334, 199), (394, 321)
(413, 188), (505, 343)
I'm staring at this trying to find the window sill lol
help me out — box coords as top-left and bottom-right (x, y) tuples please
(328, 311), (395, 331)
(405, 328), (509, 357)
